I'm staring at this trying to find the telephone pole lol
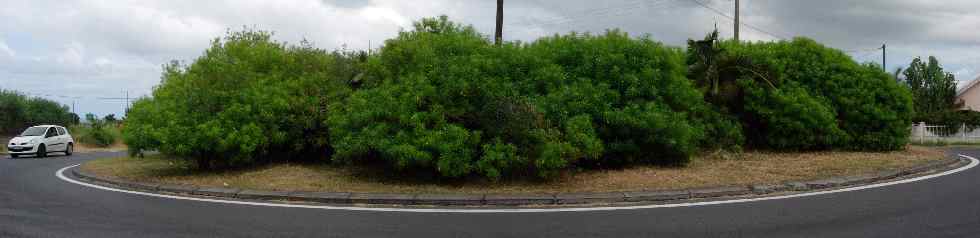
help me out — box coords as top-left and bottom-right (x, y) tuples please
(881, 43), (886, 72)
(96, 90), (131, 115)
(734, 0), (740, 41)
(495, 0), (503, 45)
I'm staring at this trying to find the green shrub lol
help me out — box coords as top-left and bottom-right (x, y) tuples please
(70, 114), (120, 147)
(329, 17), (720, 179)
(71, 123), (118, 148)
(329, 17), (509, 177)
(88, 126), (116, 147)
(740, 80), (844, 150)
(127, 16), (914, 179)
(524, 31), (729, 165)
(122, 98), (159, 157)
(707, 38), (913, 151)
(122, 29), (355, 169)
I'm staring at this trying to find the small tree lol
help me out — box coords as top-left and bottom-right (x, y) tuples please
(687, 29), (725, 98)
(81, 113), (115, 147)
(69, 113), (80, 125)
(897, 56), (960, 121)
(687, 29), (776, 107)
(85, 113), (101, 127)
(103, 114), (118, 124)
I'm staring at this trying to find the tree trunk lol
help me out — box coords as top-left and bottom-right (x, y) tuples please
(196, 157), (211, 170)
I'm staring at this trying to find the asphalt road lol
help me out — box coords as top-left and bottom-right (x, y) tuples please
(2, 150), (980, 238)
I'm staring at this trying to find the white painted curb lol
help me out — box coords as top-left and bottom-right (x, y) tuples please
(56, 155), (978, 213)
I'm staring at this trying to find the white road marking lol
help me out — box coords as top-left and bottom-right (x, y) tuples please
(56, 155), (979, 213)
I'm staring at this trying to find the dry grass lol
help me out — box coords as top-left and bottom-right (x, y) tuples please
(81, 146), (946, 194)
(0, 136), (9, 153)
(74, 140), (128, 153)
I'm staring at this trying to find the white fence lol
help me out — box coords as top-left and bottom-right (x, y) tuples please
(910, 122), (980, 144)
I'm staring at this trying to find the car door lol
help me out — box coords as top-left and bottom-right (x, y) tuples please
(62, 127), (73, 145)
(44, 127), (61, 151)
(56, 127), (68, 151)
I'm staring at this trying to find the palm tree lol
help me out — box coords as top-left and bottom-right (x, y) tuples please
(893, 67), (904, 82)
(687, 29), (776, 103)
(687, 29), (724, 97)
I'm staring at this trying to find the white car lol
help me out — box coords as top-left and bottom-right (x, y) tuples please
(7, 125), (74, 158)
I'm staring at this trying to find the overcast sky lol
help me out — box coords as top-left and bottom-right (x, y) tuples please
(2, 0), (979, 117)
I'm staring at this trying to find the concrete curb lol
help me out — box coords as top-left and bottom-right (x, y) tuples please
(69, 156), (963, 207)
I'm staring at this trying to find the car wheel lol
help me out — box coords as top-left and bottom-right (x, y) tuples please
(9, 154), (17, 159)
(65, 143), (73, 156)
(36, 144), (46, 158)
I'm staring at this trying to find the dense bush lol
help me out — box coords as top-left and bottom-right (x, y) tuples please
(72, 113), (118, 147)
(123, 29), (355, 169)
(328, 17), (540, 178)
(699, 37), (913, 151)
(0, 89), (77, 134)
(121, 98), (160, 157)
(125, 16), (914, 179)
(328, 17), (727, 179)
(522, 30), (739, 163)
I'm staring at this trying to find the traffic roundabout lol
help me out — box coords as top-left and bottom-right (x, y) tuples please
(2, 150), (979, 237)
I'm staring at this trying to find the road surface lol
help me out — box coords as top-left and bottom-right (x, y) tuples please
(2, 150), (979, 238)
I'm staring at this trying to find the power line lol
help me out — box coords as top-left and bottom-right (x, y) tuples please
(854, 50), (879, 61)
(689, 0), (887, 56)
(509, 0), (678, 29)
(9, 87), (148, 101)
(97, 91), (132, 114)
(843, 47), (882, 53)
(688, 0), (788, 40)
(14, 91), (83, 100)
(509, 0), (668, 26)
(507, 0), (686, 33)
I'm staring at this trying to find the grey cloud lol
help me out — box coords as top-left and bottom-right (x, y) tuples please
(1, 0), (979, 117)
(325, 0), (371, 9)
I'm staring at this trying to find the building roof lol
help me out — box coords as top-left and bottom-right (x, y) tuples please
(958, 75), (980, 97)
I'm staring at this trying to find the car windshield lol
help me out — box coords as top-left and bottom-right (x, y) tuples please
(19, 127), (48, 137)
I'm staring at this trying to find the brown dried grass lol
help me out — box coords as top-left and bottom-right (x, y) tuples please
(81, 146), (945, 194)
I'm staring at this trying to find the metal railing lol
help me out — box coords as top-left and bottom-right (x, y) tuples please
(911, 122), (980, 144)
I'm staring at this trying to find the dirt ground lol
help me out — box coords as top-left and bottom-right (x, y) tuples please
(82, 146), (945, 194)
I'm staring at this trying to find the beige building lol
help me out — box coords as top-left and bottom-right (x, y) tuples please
(958, 76), (980, 112)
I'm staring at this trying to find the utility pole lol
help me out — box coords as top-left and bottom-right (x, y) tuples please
(495, 0), (503, 45)
(881, 43), (887, 72)
(734, 0), (740, 41)
(96, 90), (131, 115)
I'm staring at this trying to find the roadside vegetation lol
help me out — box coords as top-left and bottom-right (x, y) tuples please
(690, 32), (911, 151)
(896, 56), (980, 130)
(0, 89), (78, 134)
(122, 16), (915, 180)
(70, 113), (122, 148)
(0, 88), (127, 151)
(82, 146), (943, 194)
